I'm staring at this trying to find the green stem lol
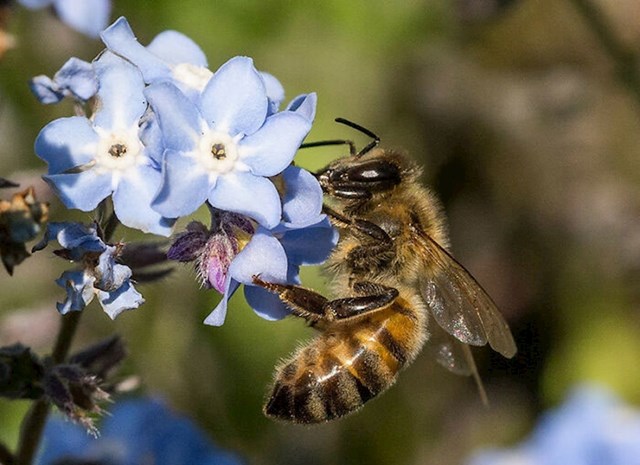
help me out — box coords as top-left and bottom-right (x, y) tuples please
(14, 311), (82, 465)
(569, 0), (640, 110)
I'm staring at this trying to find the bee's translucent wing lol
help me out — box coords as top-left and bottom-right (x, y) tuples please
(425, 321), (489, 405)
(418, 234), (517, 359)
(426, 319), (474, 375)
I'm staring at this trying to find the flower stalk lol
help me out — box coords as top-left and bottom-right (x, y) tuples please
(15, 311), (82, 465)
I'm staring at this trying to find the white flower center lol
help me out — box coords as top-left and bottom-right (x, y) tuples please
(197, 131), (240, 174)
(95, 127), (143, 172)
(172, 63), (214, 93)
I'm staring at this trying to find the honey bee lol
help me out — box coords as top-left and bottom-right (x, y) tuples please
(252, 118), (516, 424)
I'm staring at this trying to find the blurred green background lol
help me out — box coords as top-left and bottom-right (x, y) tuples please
(2, 0), (640, 464)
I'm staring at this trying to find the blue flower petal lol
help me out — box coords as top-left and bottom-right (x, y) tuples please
(260, 71), (284, 116)
(95, 248), (131, 291)
(281, 165), (323, 225)
(239, 111), (311, 176)
(54, 57), (98, 101)
(33, 221), (105, 259)
(92, 52), (147, 130)
(97, 279), (144, 319)
(465, 385), (640, 465)
(208, 172), (281, 229)
(38, 398), (244, 465)
(101, 17), (172, 83)
(54, 0), (111, 38)
(152, 149), (210, 218)
(29, 75), (64, 104)
(44, 170), (113, 211)
(145, 81), (201, 151)
(100, 399), (242, 465)
(229, 230), (287, 285)
(146, 30), (208, 67)
(37, 413), (92, 465)
(244, 285), (290, 321)
(200, 56), (267, 136)
(285, 92), (317, 123)
(139, 111), (165, 165)
(280, 218), (338, 265)
(35, 117), (99, 174)
(203, 278), (240, 326)
(113, 164), (175, 236)
(286, 262), (302, 285)
(55, 270), (95, 314)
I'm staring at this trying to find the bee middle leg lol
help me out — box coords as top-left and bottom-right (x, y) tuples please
(252, 276), (398, 324)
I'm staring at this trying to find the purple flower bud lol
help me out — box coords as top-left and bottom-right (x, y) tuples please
(166, 221), (209, 262)
(168, 208), (256, 293)
(200, 231), (237, 293)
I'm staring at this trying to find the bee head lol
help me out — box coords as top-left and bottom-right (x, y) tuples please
(304, 118), (419, 201)
(316, 148), (413, 200)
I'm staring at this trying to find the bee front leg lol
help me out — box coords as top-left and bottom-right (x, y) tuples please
(252, 277), (399, 324)
(323, 205), (392, 245)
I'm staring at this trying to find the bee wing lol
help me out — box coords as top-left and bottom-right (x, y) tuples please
(418, 234), (517, 359)
(425, 320), (475, 375)
(425, 322), (489, 405)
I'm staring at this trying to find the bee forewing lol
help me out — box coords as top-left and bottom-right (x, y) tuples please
(418, 235), (517, 359)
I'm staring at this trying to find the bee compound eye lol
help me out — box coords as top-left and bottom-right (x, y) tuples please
(348, 161), (401, 186)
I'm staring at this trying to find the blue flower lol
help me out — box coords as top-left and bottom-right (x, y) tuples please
(100, 17), (212, 100)
(144, 56), (312, 229)
(18, 0), (111, 38)
(33, 222), (144, 319)
(166, 160), (336, 326)
(101, 17), (291, 111)
(29, 57), (98, 104)
(467, 385), (640, 465)
(37, 397), (244, 465)
(34, 52), (174, 236)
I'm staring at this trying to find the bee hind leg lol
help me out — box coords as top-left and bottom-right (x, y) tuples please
(252, 277), (399, 324)
(327, 281), (399, 320)
(252, 276), (328, 325)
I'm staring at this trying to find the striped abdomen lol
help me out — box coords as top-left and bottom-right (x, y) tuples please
(264, 298), (424, 424)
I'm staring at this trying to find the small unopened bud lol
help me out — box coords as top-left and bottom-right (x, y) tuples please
(168, 209), (256, 293)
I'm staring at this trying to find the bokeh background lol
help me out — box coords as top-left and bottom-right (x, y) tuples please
(2, 0), (640, 464)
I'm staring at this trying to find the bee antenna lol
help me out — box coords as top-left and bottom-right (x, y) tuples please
(300, 139), (358, 156)
(298, 118), (380, 157)
(334, 117), (380, 157)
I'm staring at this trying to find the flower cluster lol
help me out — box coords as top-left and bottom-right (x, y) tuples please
(466, 385), (640, 465)
(33, 222), (143, 319)
(32, 17), (336, 323)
